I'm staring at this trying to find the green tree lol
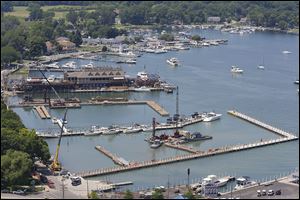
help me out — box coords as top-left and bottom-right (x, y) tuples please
(278, 20), (288, 30)
(27, 3), (44, 21)
(102, 46), (108, 52)
(1, 1), (13, 12)
(1, 46), (20, 67)
(159, 33), (174, 41)
(69, 30), (82, 47)
(184, 189), (195, 199)
(66, 10), (78, 25)
(152, 189), (164, 199)
(1, 150), (33, 187)
(191, 35), (202, 41)
(26, 36), (47, 58)
(124, 189), (134, 199)
(89, 191), (99, 199)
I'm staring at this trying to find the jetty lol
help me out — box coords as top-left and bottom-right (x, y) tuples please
(95, 145), (130, 166)
(34, 106), (51, 119)
(146, 101), (169, 116)
(164, 143), (199, 154)
(75, 110), (298, 178)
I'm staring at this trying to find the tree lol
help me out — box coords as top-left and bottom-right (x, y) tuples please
(159, 33), (174, 41)
(102, 46), (108, 52)
(152, 189), (164, 199)
(124, 189), (134, 199)
(1, 46), (20, 67)
(278, 20), (288, 30)
(69, 30), (82, 47)
(66, 10), (78, 25)
(89, 191), (99, 199)
(184, 189), (195, 199)
(1, 150), (33, 187)
(1, 1), (13, 12)
(27, 3), (44, 21)
(26, 36), (47, 58)
(191, 35), (202, 41)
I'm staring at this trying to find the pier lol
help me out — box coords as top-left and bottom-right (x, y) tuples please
(34, 106), (51, 119)
(164, 143), (199, 153)
(75, 111), (298, 178)
(95, 145), (130, 166)
(146, 101), (169, 116)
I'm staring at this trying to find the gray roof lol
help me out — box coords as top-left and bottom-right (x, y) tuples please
(65, 67), (124, 78)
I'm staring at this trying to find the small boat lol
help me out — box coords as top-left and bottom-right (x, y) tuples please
(62, 61), (76, 69)
(234, 176), (256, 190)
(125, 59), (136, 64)
(84, 126), (107, 136)
(51, 117), (58, 124)
(82, 62), (94, 69)
(47, 62), (60, 69)
(231, 66), (244, 73)
(294, 80), (299, 84)
(150, 139), (163, 148)
(202, 175), (231, 188)
(137, 71), (148, 81)
(47, 75), (56, 82)
(257, 57), (265, 69)
(134, 86), (151, 92)
(282, 50), (292, 54)
(167, 58), (179, 66)
(202, 112), (222, 122)
(122, 126), (143, 134)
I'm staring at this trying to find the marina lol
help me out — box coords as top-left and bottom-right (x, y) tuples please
(95, 145), (130, 167)
(75, 111), (298, 178)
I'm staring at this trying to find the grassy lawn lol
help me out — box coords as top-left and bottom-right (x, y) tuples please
(78, 45), (101, 52)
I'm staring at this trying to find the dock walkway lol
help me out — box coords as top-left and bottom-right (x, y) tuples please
(34, 106), (46, 119)
(164, 143), (199, 154)
(146, 101), (169, 116)
(75, 110), (298, 178)
(95, 145), (130, 166)
(40, 106), (51, 119)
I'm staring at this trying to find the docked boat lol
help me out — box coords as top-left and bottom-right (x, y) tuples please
(234, 176), (256, 190)
(51, 117), (58, 124)
(294, 80), (299, 84)
(85, 126), (106, 136)
(137, 71), (148, 81)
(150, 139), (163, 148)
(102, 125), (122, 135)
(201, 175), (230, 188)
(231, 66), (244, 73)
(134, 86), (151, 92)
(202, 112), (222, 122)
(125, 58), (137, 64)
(257, 65), (265, 70)
(122, 126), (143, 134)
(47, 62), (60, 69)
(82, 62), (94, 69)
(62, 61), (76, 69)
(47, 75), (56, 82)
(166, 58), (179, 66)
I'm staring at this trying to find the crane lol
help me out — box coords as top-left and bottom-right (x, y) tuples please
(38, 69), (67, 172)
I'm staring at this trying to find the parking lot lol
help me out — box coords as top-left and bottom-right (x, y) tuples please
(221, 181), (299, 199)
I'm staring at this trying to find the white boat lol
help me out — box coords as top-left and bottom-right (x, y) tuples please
(167, 58), (179, 66)
(231, 66), (244, 73)
(257, 65), (265, 70)
(84, 126), (107, 136)
(150, 139), (163, 148)
(122, 126), (143, 134)
(134, 86), (151, 92)
(137, 71), (148, 81)
(234, 176), (256, 190)
(51, 117), (58, 124)
(120, 51), (136, 57)
(155, 49), (168, 54)
(294, 80), (299, 84)
(82, 62), (94, 69)
(102, 125), (122, 135)
(125, 59), (136, 64)
(201, 175), (230, 188)
(62, 61), (76, 69)
(47, 75), (56, 82)
(203, 112), (222, 122)
(47, 62), (60, 69)
(282, 50), (292, 54)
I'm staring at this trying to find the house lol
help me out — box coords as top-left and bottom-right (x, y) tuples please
(45, 41), (55, 54)
(113, 9), (121, 25)
(239, 17), (248, 24)
(207, 16), (221, 23)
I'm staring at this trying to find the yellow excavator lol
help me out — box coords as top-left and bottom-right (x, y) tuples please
(50, 109), (67, 172)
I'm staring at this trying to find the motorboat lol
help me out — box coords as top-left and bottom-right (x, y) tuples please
(51, 117), (58, 124)
(234, 176), (256, 190)
(125, 58), (137, 64)
(282, 50), (292, 54)
(134, 86), (151, 92)
(202, 112), (222, 122)
(167, 58), (179, 66)
(62, 61), (76, 69)
(47, 62), (60, 69)
(231, 66), (244, 73)
(47, 75), (56, 82)
(294, 80), (299, 84)
(257, 65), (265, 70)
(84, 126), (107, 136)
(102, 125), (122, 135)
(122, 125), (143, 134)
(150, 139), (163, 148)
(201, 175), (230, 187)
(82, 62), (94, 69)
(137, 71), (148, 81)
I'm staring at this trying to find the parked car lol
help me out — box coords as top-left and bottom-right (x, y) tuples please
(71, 176), (81, 186)
(275, 189), (281, 195)
(261, 189), (267, 196)
(12, 190), (26, 195)
(267, 190), (274, 196)
(257, 190), (261, 197)
(1, 189), (10, 193)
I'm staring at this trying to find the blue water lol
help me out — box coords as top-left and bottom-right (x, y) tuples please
(12, 29), (299, 189)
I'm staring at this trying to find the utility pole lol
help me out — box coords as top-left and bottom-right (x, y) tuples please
(167, 175), (170, 199)
(187, 168), (190, 188)
(87, 179), (89, 198)
(152, 117), (156, 138)
(61, 178), (65, 199)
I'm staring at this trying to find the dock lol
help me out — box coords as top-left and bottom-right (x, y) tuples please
(164, 143), (199, 154)
(95, 145), (130, 166)
(40, 106), (51, 118)
(75, 111), (298, 178)
(146, 101), (169, 116)
(34, 106), (48, 119)
(227, 110), (297, 138)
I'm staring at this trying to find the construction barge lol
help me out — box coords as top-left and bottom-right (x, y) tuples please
(75, 110), (298, 178)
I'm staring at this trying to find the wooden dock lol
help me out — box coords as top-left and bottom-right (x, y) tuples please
(75, 111), (298, 178)
(40, 106), (51, 119)
(227, 110), (297, 139)
(95, 145), (130, 167)
(164, 143), (199, 154)
(34, 106), (47, 119)
(146, 101), (169, 116)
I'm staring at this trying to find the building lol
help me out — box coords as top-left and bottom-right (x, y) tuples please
(207, 16), (221, 23)
(56, 37), (76, 52)
(202, 183), (218, 198)
(64, 67), (129, 88)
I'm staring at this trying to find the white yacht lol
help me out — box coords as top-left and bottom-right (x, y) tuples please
(82, 62), (94, 69)
(62, 61), (76, 69)
(231, 66), (244, 73)
(150, 139), (163, 148)
(282, 50), (292, 54)
(234, 176), (256, 190)
(47, 62), (60, 69)
(125, 58), (137, 64)
(257, 65), (265, 70)
(134, 86), (151, 92)
(137, 71), (148, 81)
(122, 126), (143, 134)
(294, 80), (299, 84)
(202, 112), (222, 122)
(47, 75), (55, 82)
(201, 175), (229, 187)
(167, 58), (179, 66)
(85, 126), (106, 136)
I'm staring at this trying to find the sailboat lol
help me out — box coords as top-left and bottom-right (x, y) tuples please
(257, 57), (265, 70)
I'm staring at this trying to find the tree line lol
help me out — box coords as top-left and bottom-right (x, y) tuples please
(1, 101), (50, 189)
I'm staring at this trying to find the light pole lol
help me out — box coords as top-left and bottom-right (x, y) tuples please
(187, 168), (190, 188)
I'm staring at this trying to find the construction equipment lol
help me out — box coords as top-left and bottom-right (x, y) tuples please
(38, 69), (67, 172)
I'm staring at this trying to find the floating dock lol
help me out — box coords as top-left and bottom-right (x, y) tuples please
(146, 101), (169, 116)
(34, 106), (51, 119)
(95, 145), (130, 166)
(75, 111), (298, 178)
(164, 143), (199, 154)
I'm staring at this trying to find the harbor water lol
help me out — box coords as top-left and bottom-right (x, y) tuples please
(11, 29), (299, 189)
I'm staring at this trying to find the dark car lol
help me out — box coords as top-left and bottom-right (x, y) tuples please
(1, 189), (10, 193)
(275, 189), (281, 195)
